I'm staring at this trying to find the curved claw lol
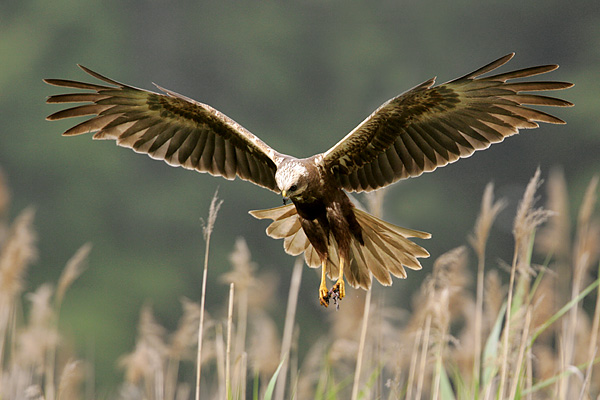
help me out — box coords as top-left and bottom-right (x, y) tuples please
(332, 280), (345, 299)
(319, 286), (330, 307)
(324, 282), (344, 310)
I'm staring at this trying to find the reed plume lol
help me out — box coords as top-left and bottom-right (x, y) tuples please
(2, 169), (600, 399)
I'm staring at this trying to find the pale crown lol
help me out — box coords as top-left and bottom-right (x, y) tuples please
(275, 161), (309, 196)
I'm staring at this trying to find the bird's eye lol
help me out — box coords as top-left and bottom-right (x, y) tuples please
(289, 184), (298, 192)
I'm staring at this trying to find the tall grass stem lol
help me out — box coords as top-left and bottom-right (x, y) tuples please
(195, 190), (223, 400)
(274, 257), (303, 400)
(351, 284), (372, 400)
(226, 282), (235, 400)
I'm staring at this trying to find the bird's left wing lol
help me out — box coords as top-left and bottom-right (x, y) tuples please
(45, 66), (285, 192)
(318, 54), (573, 192)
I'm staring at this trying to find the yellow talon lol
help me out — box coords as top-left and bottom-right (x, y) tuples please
(318, 256), (346, 307)
(333, 279), (345, 299)
(319, 285), (329, 307)
(333, 255), (346, 300)
(319, 259), (329, 307)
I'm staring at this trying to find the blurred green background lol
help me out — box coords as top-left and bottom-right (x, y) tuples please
(1, 0), (598, 393)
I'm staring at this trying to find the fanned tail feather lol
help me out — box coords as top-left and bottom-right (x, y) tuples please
(249, 204), (430, 290)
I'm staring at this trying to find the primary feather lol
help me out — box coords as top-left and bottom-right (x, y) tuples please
(320, 53), (573, 192)
(45, 66), (285, 191)
(45, 54), (572, 300)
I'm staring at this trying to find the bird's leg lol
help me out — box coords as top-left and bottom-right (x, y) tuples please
(319, 259), (330, 307)
(331, 255), (346, 300)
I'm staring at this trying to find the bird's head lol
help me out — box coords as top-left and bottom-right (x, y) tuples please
(275, 160), (309, 201)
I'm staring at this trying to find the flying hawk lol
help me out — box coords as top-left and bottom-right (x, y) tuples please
(44, 54), (572, 307)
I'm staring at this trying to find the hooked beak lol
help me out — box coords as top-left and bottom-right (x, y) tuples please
(281, 190), (288, 205)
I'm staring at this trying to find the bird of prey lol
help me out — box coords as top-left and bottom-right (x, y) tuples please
(44, 53), (572, 307)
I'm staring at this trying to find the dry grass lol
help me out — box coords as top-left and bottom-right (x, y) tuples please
(1, 169), (599, 399)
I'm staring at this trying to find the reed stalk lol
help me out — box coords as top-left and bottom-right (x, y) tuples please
(195, 190), (223, 400)
(226, 283), (235, 399)
(274, 257), (303, 400)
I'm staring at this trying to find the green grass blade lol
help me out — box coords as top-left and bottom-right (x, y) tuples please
(482, 302), (506, 388)
(522, 356), (600, 395)
(326, 374), (353, 400)
(264, 358), (286, 400)
(253, 371), (259, 400)
(438, 363), (456, 400)
(529, 277), (600, 346)
(357, 365), (382, 400)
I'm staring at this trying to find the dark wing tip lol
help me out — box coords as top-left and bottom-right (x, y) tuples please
(43, 78), (66, 87)
(539, 64), (559, 72)
(502, 52), (516, 63)
(458, 53), (515, 80)
(77, 64), (125, 87)
(77, 64), (100, 77)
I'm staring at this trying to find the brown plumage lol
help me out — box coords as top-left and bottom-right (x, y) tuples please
(44, 53), (572, 307)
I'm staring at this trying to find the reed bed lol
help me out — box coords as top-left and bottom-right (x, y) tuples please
(0, 168), (598, 399)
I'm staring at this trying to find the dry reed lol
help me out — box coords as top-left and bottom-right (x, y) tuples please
(469, 183), (506, 395)
(195, 189), (223, 400)
(348, 189), (385, 400)
(226, 283), (235, 400)
(499, 168), (551, 399)
(2, 169), (600, 399)
(273, 257), (303, 400)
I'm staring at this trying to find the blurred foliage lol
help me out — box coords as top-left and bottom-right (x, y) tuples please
(0, 0), (598, 391)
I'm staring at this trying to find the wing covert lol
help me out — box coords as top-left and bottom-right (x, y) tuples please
(45, 66), (285, 192)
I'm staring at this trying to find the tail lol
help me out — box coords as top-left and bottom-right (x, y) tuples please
(249, 204), (430, 290)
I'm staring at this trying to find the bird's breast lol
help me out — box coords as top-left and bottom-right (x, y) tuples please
(293, 197), (327, 221)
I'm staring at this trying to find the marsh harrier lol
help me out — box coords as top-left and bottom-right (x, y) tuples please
(45, 54), (572, 307)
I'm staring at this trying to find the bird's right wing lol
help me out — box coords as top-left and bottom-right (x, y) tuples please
(318, 54), (573, 192)
(45, 66), (286, 192)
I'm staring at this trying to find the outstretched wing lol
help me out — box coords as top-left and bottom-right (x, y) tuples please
(45, 66), (285, 192)
(318, 53), (573, 192)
